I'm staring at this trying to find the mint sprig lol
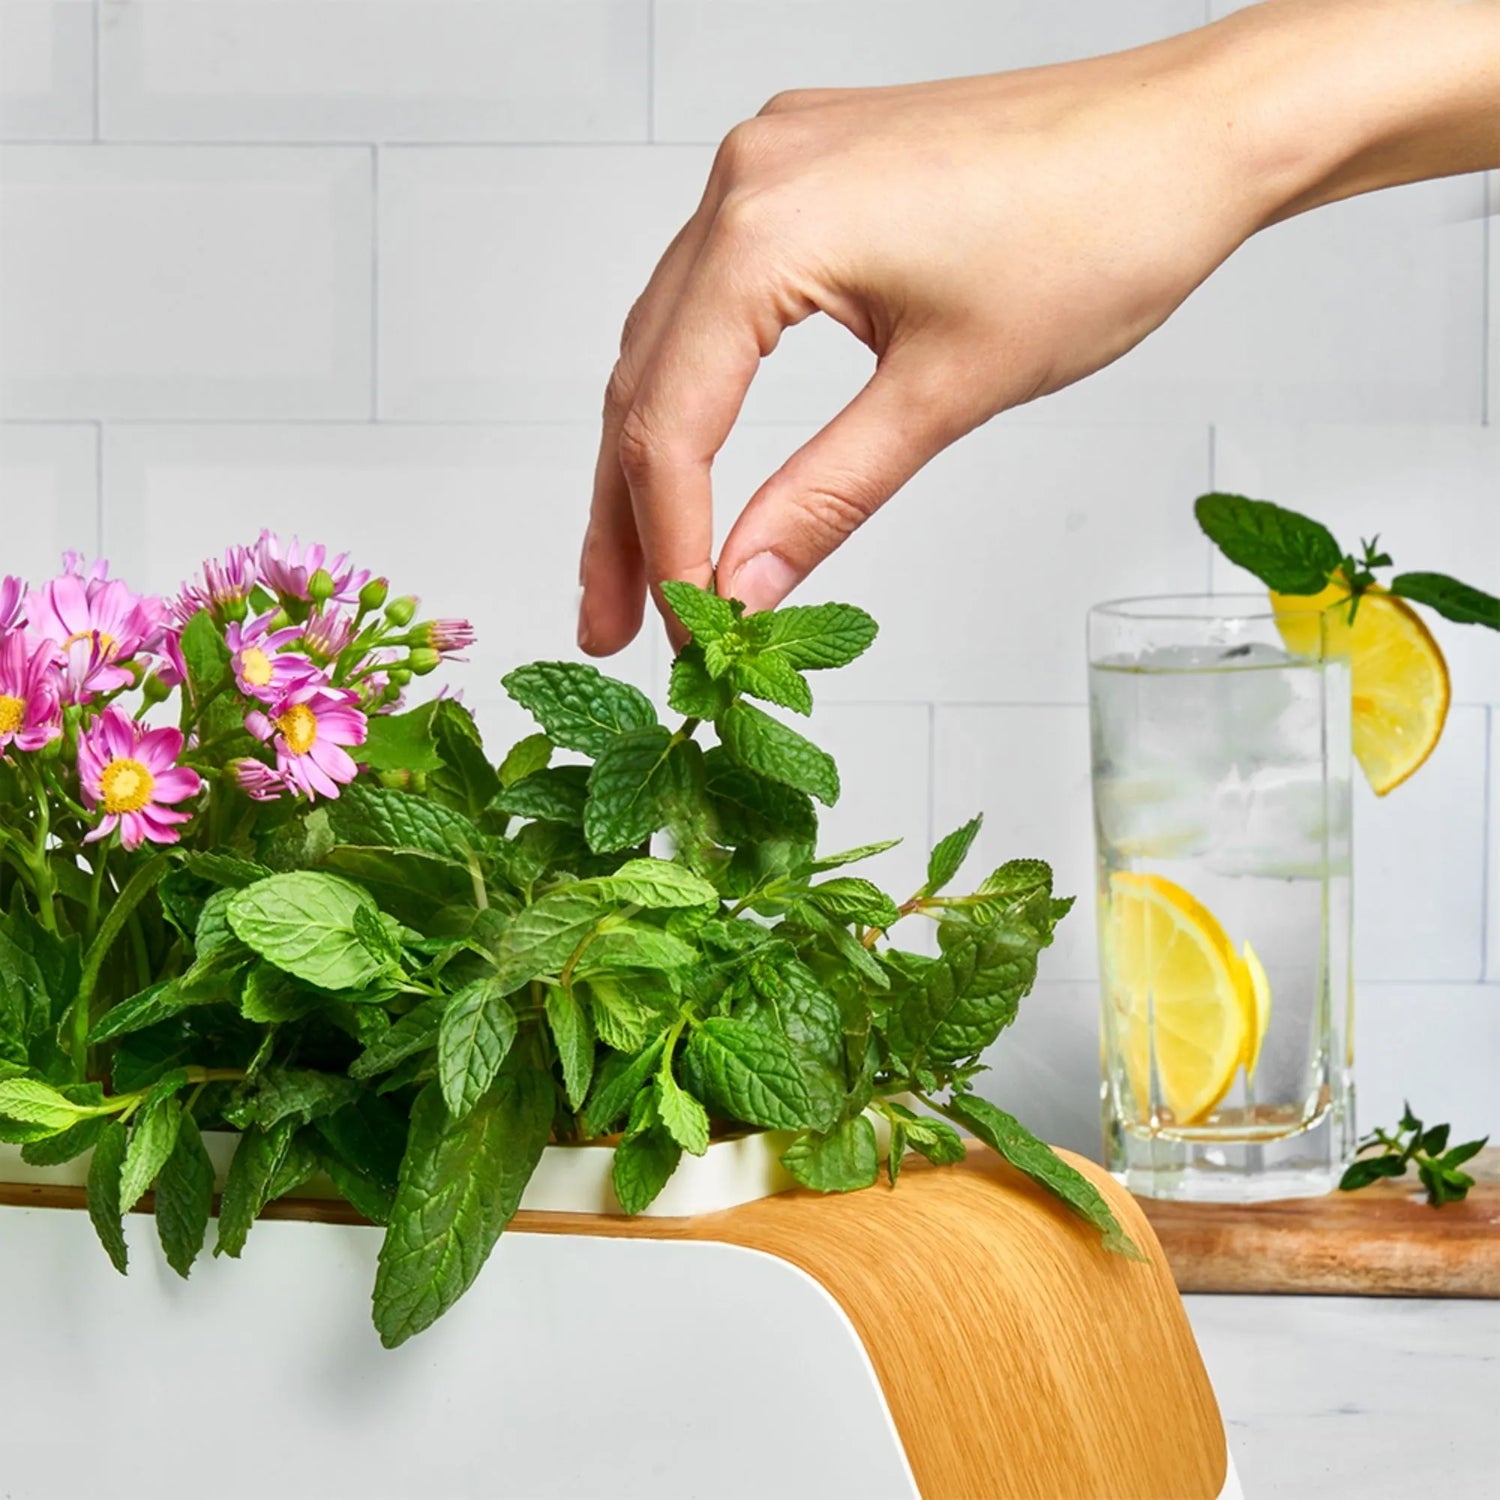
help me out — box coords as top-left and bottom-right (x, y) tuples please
(1194, 492), (1500, 630)
(1339, 1101), (1488, 1206)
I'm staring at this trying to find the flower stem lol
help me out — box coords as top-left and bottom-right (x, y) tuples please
(17, 757), (60, 936)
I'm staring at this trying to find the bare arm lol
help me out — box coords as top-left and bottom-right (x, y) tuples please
(578, 0), (1500, 654)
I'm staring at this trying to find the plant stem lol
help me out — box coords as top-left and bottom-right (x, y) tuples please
(17, 757), (60, 936)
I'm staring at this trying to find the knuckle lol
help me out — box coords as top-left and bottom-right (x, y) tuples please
(602, 360), (636, 421)
(758, 88), (812, 117)
(788, 481), (880, 548)
(618, 297), (645, 355)
(714, 118), (777, 180)
(617, 407), (667, 482)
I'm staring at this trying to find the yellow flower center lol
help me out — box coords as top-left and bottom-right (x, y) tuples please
(239, 646), (274, 688)
(100, 757), (155, 814)
(277, 703), (318, 756)
(0, 695), (25, 735)
(64, 629), (116, 656)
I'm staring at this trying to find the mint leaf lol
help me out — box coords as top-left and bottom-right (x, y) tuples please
(781, 1116), (879, 1192)
(498, 731), (553, 789)
(809, 839), (901, 874)
(704, 748), (818, 846)
(686, 1016), (819, 1129)
(584, 725), (675, 853)
(240, 962), (320, 1024)
(655, 1057), (710, 1157)
(887, 1104), (968, 1165)
(1339, 1154), (1407, 1191)
(438, 979), (519, 1120)
(719, 702), (839, 807)
(20, 1114), (104, 1166)
(584, 858), (718, 910)
(579, 1035), (667, 1136)
(361, 701), (446, 774)
(659, 581), (736, 645)
(578, 923), (697, 976)
(732, 653), (813, 716)
(1194, 492), (1343, 594)
(493, 888), (607, 992)
(323, 784), (490, 865)
(925, 816), (982, 897)
(1390, 573), (1500, 629)
(746, 602), (878, 670)
(612, 1127), (681, 1214)
(86, 1119), (130, 1275)
(155, 1114), (215, 1279)
(216, 1120), (299, 1258)
(372, 1070), (554, 1348)
(668, 646), (733, 718)
(228, 873), (385, 992)
(1440, 1137), (1489, 1170)
(582, 975), (656, 1054)
(349, 994), (447, 1080)
(494, 766), (590, 826)
(0, 1078), (92, 1132)
(502, 661), (658, 756)
(545, 984), (595, 1111)
(804, 877), (899, 928)
(249, 1066), (361, 1130)
(120, 1095), (183, 1212)
(944, 1094), (1143, 1259)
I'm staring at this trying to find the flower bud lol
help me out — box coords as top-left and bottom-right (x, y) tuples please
(388, 666), (412, 688)
(385, 595), (419, 628)
(142, 672), (173, 706)
(359, 577), (390, 613)
(378, 769), (413, 791)
(307, 568), (336, 605)
(408, 647), (442, 676)
(221, 593), (250, 624)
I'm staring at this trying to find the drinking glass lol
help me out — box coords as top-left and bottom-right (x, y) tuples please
(1088, 594), (1354, 1201)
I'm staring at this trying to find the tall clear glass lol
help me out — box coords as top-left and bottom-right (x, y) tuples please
(1088, 595), (1354, 1202)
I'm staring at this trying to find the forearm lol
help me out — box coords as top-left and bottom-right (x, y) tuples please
(1193, 0), (1500, 225)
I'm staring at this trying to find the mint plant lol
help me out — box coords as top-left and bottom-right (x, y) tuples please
(0, 548), (1137, 1349)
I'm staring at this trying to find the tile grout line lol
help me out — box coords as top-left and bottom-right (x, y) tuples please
(370, 146), (380, 422)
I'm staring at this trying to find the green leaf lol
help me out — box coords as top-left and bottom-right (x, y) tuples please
(736, 961), (845, 1128)
(1390, 572), (1500, 629)
(1420, 1123), (1451, 1157)
(177, 608), (232, 705)
(704, 747), (818, 846)
(498, 732), (554, 789)
(373, 1070), (554, 1347)
(239, 962), (321, 1024)
(979, 858), (1055, 902)
(20, 1114), (104, 1166)
(612, 1127), (681, 1214)
(584, 726), (675, 853)
(1339, 1154), (1409, 1191)
(228, 873), (385, 991)
(925, 816), (982, 897)
(946, 1094), (1143, 1258)
(155, 1114), (215, 1278)
(659, 581), (737, 645)
(1194, 492), (1343, 594)
(667, 646), (733, 719)
(809, 839), (902, 874)
(732, 652), (813, 716)
(438, 980), (519, 1120)
(887, 1105), (968, 1166)
(249, 1066), (361, 1130)
(353, 905), (406, 973)
(120, 1096), (183, 1212)
(182, 852), (273, 889)
(781, 1116), (879, 1192)
(315, 1092), (408, 1191)
(493, 888), (608, 992)
(655, 1057), (710, 1157)
(1440, 1137), (1489, 1170)
(804, 877), (900, 928)
(584, 857), (719, 910)
(361, 701), (446, 774)
(86, 1119), (130, 1274)
(1399, 1101), (1423, 1133)
(323, 783), (492, 865)
(577, 922), (697, 976)
(583, 975), (656, 1054)
(719, 701), (839, 807)
(579, 1036), (668, 1137)
(0, 1078), (94, 1131)
(349, 994), (448, 1080)
(545, 985), (595, 1112)
(426, 698), (502, 817)
(216, 1120), (300, 1257)
(319, 1153), (396, 1225)
(746, 601), (878, 670)
(502, 661), (658, 756)
(686, 1016), (819, 1130)
(494, 765), (591, 826)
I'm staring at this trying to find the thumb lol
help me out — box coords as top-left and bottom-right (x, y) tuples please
(716, 353), (976, 613)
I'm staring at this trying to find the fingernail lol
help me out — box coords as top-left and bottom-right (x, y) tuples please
(727, 551), (799, 613)
(578, 526), (592, 586)
(576, 589), (594, 653)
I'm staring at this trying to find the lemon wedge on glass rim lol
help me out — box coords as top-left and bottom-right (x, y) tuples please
(1269, 579), (1450, 796)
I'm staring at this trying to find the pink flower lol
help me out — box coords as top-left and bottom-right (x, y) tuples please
(0, 578), (24, 632)
(300, 608), (356, 664)
(415, 619), (476, 659)
(174, 545), (258, 624)
(230, 757), (286, 803)
(255, 532), (369, 606)
(0, 632), (64, 753)
(152, 629), (188, 690)
(225, 612), (316, 702)
(246, 680), (367, 801)
(24, 567), (168, 701)
(78, 708), (202, 851)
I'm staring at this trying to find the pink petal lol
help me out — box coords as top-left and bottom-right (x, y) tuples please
(85, 814), (119, 846)
(101, 709), (136, 761)
(245, 710), (274, 742)
(138, 725), (186, 772)
(151, 766), (202, 804)
(310, 741), (358, 784)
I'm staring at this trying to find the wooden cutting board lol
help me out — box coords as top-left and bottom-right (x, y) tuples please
(1138, 1148), (1500, 1297)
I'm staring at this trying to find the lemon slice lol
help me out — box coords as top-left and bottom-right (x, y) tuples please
(1240, 939), (1271, 1081)
(1106, 872), (1251, 1125)
(1271, 581), (1450, 796)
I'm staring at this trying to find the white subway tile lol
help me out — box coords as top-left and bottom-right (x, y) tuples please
(932, 705), (1097, 981)
(706, 420), (1211, 703)
(1212, 425), (1500, 706)
(0, 422), (97, 575)
(1490, 172), (1499, 428)
(378, 145), (711, 421)
(1489, 711), (1499, 981)
(0, 1), (94, 140)
(973, 981), (1104, 1161)
(1355, 706), (1487, 983)
(0, 145), (371, 419)
(1356, 984), (1500, 1142)
(100, 423), (656, 703)
(98, 1), (648, 143)
(653, 1), (1204, 144)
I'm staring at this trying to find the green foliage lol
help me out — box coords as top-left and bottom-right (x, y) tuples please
(1340, 1103), (1488, 1205)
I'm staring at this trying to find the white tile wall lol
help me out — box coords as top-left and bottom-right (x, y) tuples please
(97, 1), (650, 144)
(0, 0), (94, 141)
(1213, 425), (1500, 706)
(708, 421), (1212, 702)
(0, 145), (372, 419)
(0, 421), (98, 576)
(378, 145), (710, 421)
(1490, 172), (1498, 428)
(652, 1), (1205, 144)
(1489, 715), (1500, 983)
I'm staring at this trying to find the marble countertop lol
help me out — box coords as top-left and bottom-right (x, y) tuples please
(1186, 1296), (1500, 1499)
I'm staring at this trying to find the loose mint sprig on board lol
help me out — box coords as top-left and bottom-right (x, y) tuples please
(1194, 492), (1500, 627)
(1340, 1102), (1488, 1207)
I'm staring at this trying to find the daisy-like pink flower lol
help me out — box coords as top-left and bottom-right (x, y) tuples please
(0, 578), (24, 632)
(413, 619), (477, 659)
(174, 544), (258, 625)
(255, 532), (370, 607)
(0, 632), (64, 753)
(300, 608), (357, 664)
(225, 612), (317, 703)
(151, 629), (188, 691)
(230, 757), (286, 803)
(78, 708), (202, 850)
(25, 568), (168, 701)
(246, 680), (367, 801)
